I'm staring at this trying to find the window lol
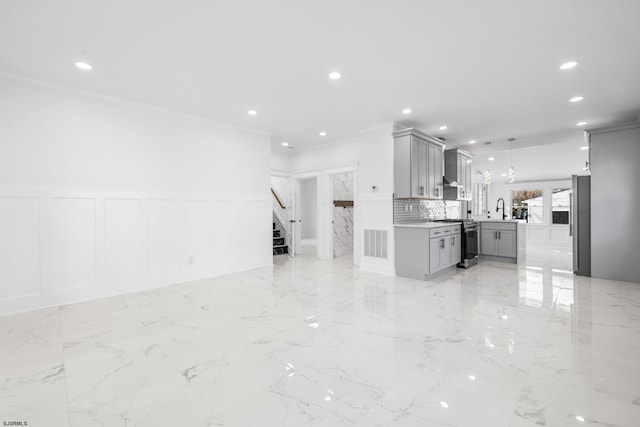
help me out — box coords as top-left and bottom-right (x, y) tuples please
(472, 183), (487, 216)
(551, 188), (571, 224)
(511, 189), (543, 224)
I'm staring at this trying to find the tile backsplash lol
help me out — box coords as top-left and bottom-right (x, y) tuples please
(393, 199), (461, 223)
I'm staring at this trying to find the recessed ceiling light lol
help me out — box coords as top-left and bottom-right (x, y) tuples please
(440, 401), (449, 409)
(576, 121), (588, 126)
(248, 110), (257, 116)
(488, 157), (495, 161)
(501, 173), (507, 177)
(439, 125), (448, 130)
(469, 140), (477, 144)
(402, 108), (412, 114)
(559, 61), (578, 70)
(281, 142), (289, 146)
(328, 72), (341, 80)
(576, 415), (585, 422)
(319, 131), (327, 136)
(569, 96), (584, 103)
(580, 146), (589, 150)
(74, 61), (93, 71)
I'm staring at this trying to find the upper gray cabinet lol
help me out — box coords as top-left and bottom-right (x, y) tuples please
(393, 128), (445, 199)
(444, 148), (473, 201)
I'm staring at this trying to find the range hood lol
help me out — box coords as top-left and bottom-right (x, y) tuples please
(443, 176), (458, 187)
(443, 148), (473, 201)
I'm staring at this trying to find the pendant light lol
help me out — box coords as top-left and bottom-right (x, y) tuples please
(484, 169), (492, 185)
(507, 138), (516, 183)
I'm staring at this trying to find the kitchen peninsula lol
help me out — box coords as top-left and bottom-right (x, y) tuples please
(477, 220), (527, 263)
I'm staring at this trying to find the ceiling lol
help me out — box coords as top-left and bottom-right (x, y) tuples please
(1, 0), (639, 154)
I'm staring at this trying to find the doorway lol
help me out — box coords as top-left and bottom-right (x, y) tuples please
(289, 165), (358, 261)
(331, 172), (354, 258)
(298, 177), (318, 256)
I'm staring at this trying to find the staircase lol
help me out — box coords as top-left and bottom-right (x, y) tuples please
(273, 220), (288, 255)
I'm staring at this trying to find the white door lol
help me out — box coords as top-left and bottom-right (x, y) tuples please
(290, 178), (301, 257)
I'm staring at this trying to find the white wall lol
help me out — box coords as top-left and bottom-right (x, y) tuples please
(299, 177), (317, 238)
(472, 133), (586, 247)
(291, 124), (395, 275)
(271, 151), (293, 173)
(472, 131), (588, 183)
(0, 76), (272, 315)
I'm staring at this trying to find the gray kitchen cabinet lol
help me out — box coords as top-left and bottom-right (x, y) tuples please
(395, 224), (460, 280)
(395, 227), (430, 279)
(393, 128), (445, 199)
(428, 141), (444, 199)
(451, 229), (462, 265)
(429, 235), (451, 274)
(481, 229), (499, 256)
(416, 137), (428, 196)
(464, 155), (472, 200)
(497, 230), (516, 257)
(480, 222), (517, 259)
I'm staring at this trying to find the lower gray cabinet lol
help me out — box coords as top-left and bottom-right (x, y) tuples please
(498, 230), (516, 257)
(429, 235), (451, 274)
(396, 225), (461, 280)
(395, 228), (430, 280)
(451, 232), (462, 265)
(480, 222), (517, 259)
(481, 229), (499, 256)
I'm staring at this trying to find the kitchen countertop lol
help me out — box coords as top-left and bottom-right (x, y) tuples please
(394, 221), (462, 229)
(477, 219), (522, 224)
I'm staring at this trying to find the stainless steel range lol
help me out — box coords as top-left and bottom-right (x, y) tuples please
(436, 219), (479, 268)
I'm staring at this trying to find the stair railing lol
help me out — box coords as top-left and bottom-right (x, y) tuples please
(271, 187), (290, 252)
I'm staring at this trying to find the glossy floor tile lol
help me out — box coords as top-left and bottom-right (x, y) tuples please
(1, 246), (639, 426)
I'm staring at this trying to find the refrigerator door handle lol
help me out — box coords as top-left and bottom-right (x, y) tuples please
(569, 193), (573, 237)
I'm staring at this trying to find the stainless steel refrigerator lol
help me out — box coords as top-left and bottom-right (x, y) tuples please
(571, 175), (591, 276)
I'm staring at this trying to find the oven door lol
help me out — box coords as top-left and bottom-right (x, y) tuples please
(464, 226), (479, 259)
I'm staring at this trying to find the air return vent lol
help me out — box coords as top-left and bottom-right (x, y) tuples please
(364, 229), (388, 259)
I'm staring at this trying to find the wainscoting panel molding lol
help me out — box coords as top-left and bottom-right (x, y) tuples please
(50, 197), (97, 292)
(0, 196), (41, 300)
(0, 187), (272, 315)
(105, 198), (142, 284)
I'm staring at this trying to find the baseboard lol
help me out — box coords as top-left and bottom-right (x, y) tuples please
(359, 259), (396, 276)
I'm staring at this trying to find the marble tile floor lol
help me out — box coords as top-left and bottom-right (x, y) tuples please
(1, 246), (640, 426)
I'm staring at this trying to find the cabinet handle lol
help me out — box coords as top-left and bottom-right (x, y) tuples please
(499, 231), (501, 239)
(440, 238), (445, 249)
(419, 186), (424, 196)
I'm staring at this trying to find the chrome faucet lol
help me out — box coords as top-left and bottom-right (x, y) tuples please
(496, 198), (506, 220)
